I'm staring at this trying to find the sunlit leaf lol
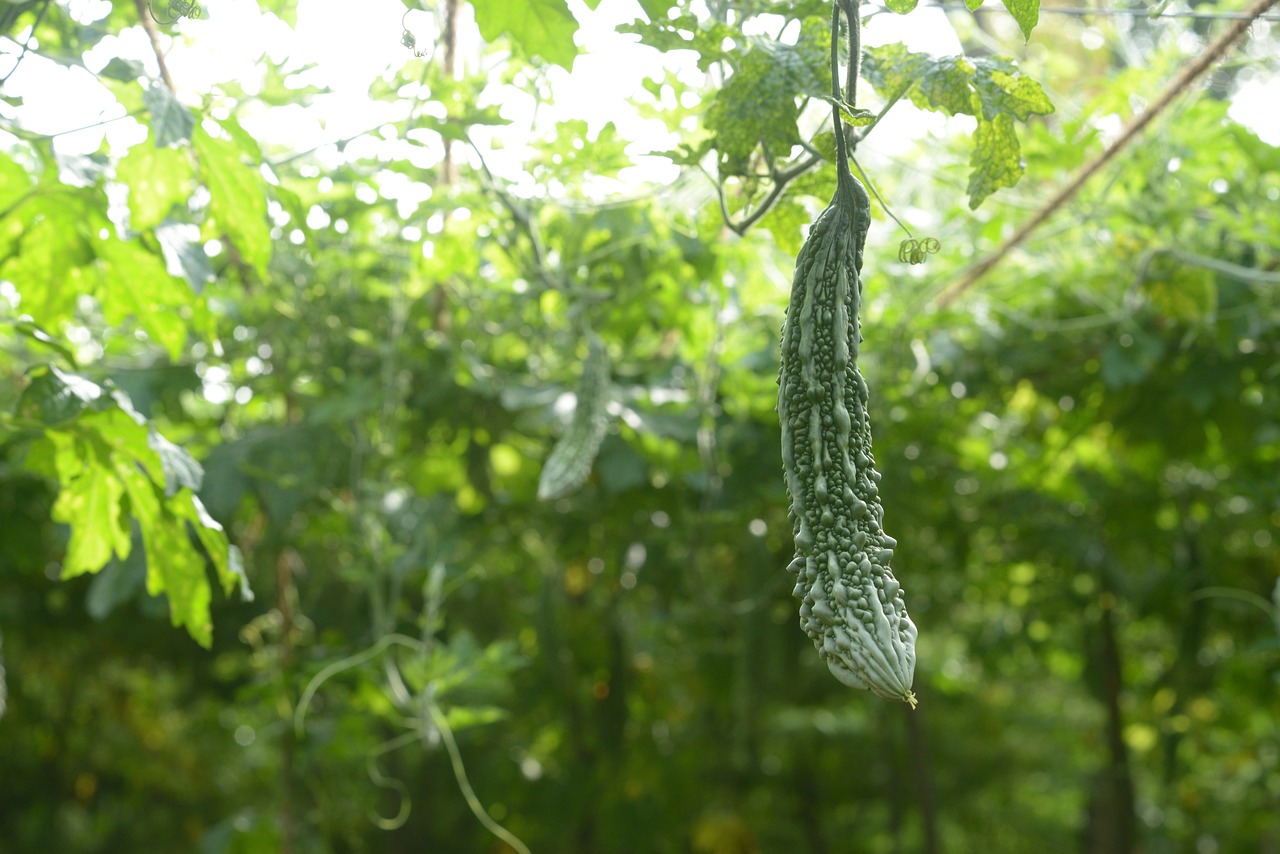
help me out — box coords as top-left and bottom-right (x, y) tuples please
(470, 0), (579, 69)
(51, 438), (130, 578)
(917, 56), (979, 116)
(0, 196), (99, 325)
(94, 235), (196, 359)
(706, 20), (828, 174)
(0, 150), (31, 211)
(864, 46), (1052, 207)
(1001, 0), (1040, 40)
(194, 124), (272, 278)
(117, 143), (194, 231)
(138, 503), (215, 647)
(975, 67), (1054, 121)
(968, 113), (1022, 208)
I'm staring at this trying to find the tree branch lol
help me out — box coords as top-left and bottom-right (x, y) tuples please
(725, 150), (823, 236)
(133, 0), (177, 93)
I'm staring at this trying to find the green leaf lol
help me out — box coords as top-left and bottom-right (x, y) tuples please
(861, 44), (933, 102)
(652, 138), (715, 167)
(410, 109), (509, 145)
(139, 503), (215, 647)
(19, 365), (107, 426)
(142, 84), (194, 148)
(1100, 330), (1164, 388)
(117, 142), (194, 231)
(974, 65), (1054, 121)
(183, 494), (253, 602)
(0, 150), (31, 211)
(761, 195), (811, 257)
(1001, 0), (1040, 40)
(4, 318), (78, 365)
(0, 195), (100, 325)
(22, 379), (248, 646)
(269, 0), (301, 25)
(442, 704), (508, 731)
(863, 47), (1052, 207)
(636, 0), (677, 19)
(706, 21), (828, 173)
(99, 57), (144, 82)
(118, 442), (247, 646)
(885, 0), (919, 11)
(115, 448), (163, 528)
(619, 13), (735, 71)
(968, 113), (1022, 208)
(149, 430), (204, 495)
(194, 123), (272, 278)
(51, 438), (131, 578)
(811, 130), (838, 163)
(98, 406), (165, 472)
(155, 222), (213, 291)
(218, 114), (266, 164)
(964, 0), (985, 9)
(916, 56), (979, 116)
(94, 234), (198, 360)
(470, 0), (579, 69)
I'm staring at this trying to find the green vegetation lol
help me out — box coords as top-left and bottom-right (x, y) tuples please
(1, 0), (1277, 852)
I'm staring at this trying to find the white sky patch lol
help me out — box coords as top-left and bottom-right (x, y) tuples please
(1228, 75), (1280, 145)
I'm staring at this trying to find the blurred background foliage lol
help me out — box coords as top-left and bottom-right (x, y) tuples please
(1, 0), (1278, 852)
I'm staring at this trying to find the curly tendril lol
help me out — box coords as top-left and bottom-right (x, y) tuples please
(898, 237), (941, 265)
(401, 10), (431, 58)
(148, 0), (201, 25)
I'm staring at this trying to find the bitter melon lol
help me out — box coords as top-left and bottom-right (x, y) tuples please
(538, 332), (611, 501)
(777, 2), (917, 705)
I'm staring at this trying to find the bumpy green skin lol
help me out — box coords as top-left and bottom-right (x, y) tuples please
(778, 172), (918, 705)
(538, 333), (611, 501)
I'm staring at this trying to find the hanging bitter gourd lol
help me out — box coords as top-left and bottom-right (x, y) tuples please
(538, 332), (612, 501)
(778, 1), (917, 706)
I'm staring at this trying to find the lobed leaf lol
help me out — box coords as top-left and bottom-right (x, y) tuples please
(194, 123), (273, 278)
(19, 369), (251, 647)
(864, 46), (1053, 207)
(142, 84), (194, 148)
(470, 0), (579, 70)
(706, 19), (829, 174)
(118, 143), (194, 232)
(968, 113), (1023, 208)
